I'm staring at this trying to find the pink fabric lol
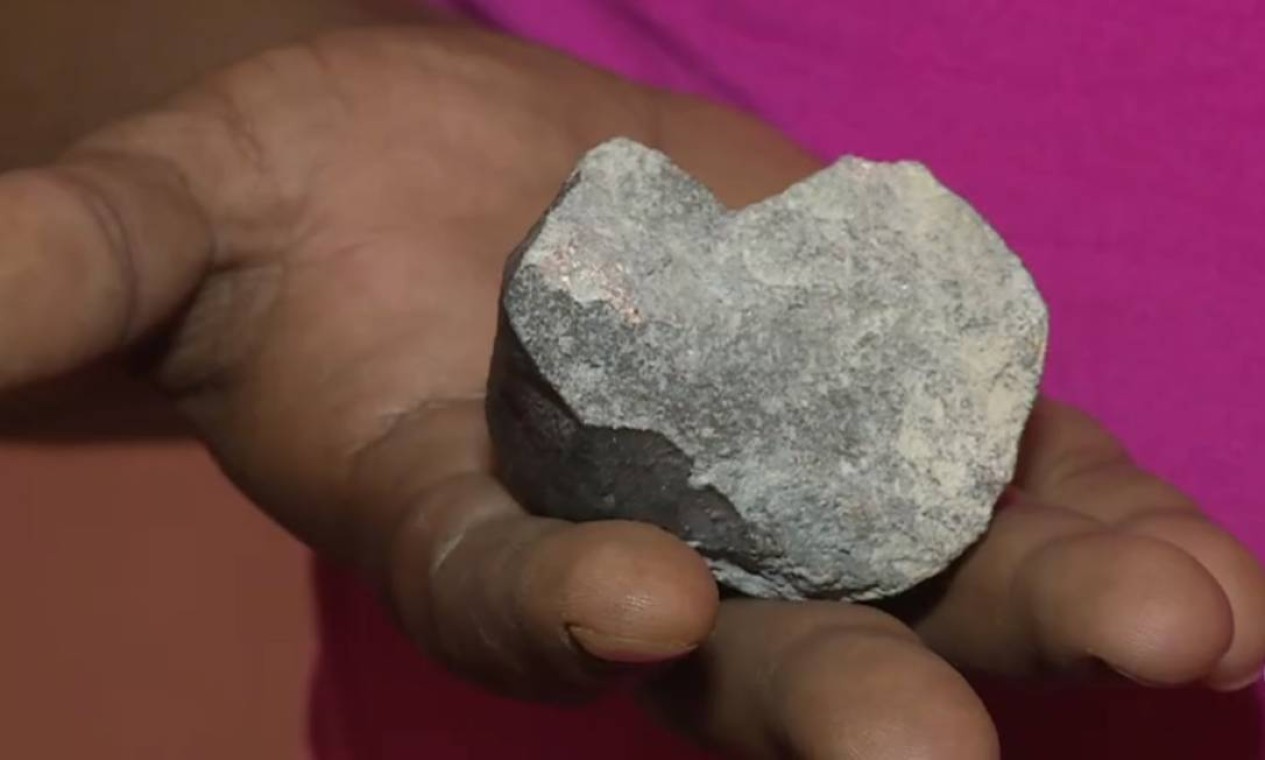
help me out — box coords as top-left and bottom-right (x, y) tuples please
(312, 2), (1265, 757)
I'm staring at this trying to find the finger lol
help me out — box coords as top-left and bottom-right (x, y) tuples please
(1014, 397), (1195, 520)
(907, 493), (1235, 687)
(386, 475), (718, 699)
(1123, 513), (1265, 690)
(646, 601), (997, 760)
(1016, 398), (1265, 689)
(345, 400), (718, 700)
(0, 150), (211, 389)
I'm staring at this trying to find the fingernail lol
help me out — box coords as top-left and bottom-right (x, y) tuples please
(567, 624), (698, 664)
(606, 659), (683, 692)
(1106, 664), (1174, 689)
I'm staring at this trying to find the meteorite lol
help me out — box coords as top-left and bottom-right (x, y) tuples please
(487, 138), (1047, 601)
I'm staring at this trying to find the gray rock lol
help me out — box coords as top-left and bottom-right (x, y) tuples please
(487, 138), (1047, 601)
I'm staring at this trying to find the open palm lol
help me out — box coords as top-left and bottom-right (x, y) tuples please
(2, 25), (1261, 759)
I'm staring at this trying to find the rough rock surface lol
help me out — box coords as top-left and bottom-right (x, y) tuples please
(487, 138), (1047, 601)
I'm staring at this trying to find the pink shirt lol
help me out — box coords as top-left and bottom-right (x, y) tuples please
(313, 2), (1265, 757)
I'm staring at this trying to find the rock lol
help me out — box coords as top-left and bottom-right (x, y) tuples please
(486, 138), (1047, 601)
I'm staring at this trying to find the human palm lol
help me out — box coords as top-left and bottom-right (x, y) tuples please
(2, 25), (1261, 759)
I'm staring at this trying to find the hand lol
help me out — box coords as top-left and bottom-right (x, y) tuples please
(3, 25), (1261, 759)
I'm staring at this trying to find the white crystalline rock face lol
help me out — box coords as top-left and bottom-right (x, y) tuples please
(495, 138), (1048, 601)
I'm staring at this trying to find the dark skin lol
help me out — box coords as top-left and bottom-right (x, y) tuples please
(2, 19), (1263, 760)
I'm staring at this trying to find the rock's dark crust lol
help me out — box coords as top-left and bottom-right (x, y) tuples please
(488, 307), (762, 568)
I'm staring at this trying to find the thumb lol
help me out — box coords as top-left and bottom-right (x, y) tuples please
(0, 142), (213, 390)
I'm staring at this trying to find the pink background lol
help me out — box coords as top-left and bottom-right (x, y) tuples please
(314, 2), (1265, 757)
